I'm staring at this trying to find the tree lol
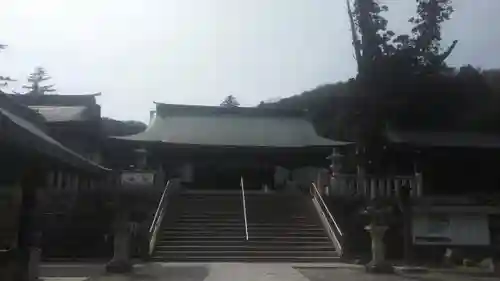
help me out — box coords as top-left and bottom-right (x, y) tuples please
(101, 118), (147, 136)
(345, 0), (457, 141)
(0, 44), (16, 87)
(23, 67), (56, 95)
(220, 95), (240, 107)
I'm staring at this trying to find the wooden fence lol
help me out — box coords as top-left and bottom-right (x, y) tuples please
(324, 173), (423, 199)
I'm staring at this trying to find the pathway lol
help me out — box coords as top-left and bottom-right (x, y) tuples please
(40, 262), (498, 281)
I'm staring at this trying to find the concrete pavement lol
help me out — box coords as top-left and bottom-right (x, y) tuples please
(40, 262), (499, 281)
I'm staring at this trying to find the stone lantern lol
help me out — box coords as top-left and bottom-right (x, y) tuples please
(106, 173), (134, 273)
(326, 148), (344, 196)
(362, 201), (395, 273)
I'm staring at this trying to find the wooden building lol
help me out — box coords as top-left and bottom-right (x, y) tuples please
(325, 129), (500, 261)
(8, 93), (103, 163)
(110, 103), (350, 191)
(0, 93), (110, 279)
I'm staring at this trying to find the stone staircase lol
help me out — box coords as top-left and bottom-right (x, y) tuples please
(151, 191), (339, 262)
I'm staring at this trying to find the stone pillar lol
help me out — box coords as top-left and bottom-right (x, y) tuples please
(365, 224), (394, 273)
(106, 211), (132, 273)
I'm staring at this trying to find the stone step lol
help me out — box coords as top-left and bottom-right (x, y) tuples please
(153, 250), (338, 257)
(158, 236), (330, 241)
(153, 193), (336, 262)
(162, 223), (324, 231)
(164, 222), (320, 227)
(161, 230), (327, 236)
(155, 245), (335, 251)
(156, 240), (333, 246)
(150, 255), (340, 262)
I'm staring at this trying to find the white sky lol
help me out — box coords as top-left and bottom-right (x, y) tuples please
(0, 0), (499, 122)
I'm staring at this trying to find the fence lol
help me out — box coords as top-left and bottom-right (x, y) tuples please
(325, 173), (423, 199)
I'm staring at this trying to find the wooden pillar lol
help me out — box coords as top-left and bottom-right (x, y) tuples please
(46, 171), (55, 189)
(65, 173), (72, 191)
(73, 174), (80, 192)
(56, 171), (63, 191)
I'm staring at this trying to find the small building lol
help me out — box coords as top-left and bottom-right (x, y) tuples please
(325, 129), (500, 261)
(0, 93), (110, 278)
(8, 93), (103, 163)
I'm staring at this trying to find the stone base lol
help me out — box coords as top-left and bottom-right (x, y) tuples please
(495, 262), (500, 276)
(396, 266), (429, 274)
(106, 260), (133, 273)
(365, 261), (395, 274)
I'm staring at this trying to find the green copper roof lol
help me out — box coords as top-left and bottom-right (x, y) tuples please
(114, 104), (350, 148)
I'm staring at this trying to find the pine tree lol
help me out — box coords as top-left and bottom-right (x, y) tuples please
(0, 45), (16, 87)
(220, 95), (240, 107)
(23, 67), (55, 95)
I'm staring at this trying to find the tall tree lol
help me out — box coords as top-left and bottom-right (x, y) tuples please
(346, 0), (457, 79)
(0, 45), (16, 87)
(23, 67), (55, 95)
(345, 0), (457, 172)
(220, 95), (240, 107)
(410, 0), (457, 71)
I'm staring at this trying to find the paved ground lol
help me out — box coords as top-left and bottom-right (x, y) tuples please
(40, 262), (499, 281)
(40, 263), (105, 281)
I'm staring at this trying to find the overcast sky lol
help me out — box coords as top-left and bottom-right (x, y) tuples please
(1, 0), (499, 122)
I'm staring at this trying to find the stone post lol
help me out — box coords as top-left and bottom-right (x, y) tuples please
(365, 224), (394, 273)
(106, 210), (132, 273)
(106, 174), (133, 274)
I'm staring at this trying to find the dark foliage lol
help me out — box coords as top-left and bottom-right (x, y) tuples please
(101, 117), (147, 137)
(0, 45), (15, 87)
(260, 68), (500, 141)
(220, 95), (240, 107)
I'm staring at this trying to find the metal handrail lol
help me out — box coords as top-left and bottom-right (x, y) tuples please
(311, 182), (343, 255)
(149, 180), (170, 233)
(311, 183), (343, 236)
(147, 180), (172, 256)
(240, 177), (249, 241)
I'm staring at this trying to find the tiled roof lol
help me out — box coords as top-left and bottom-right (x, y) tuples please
(29, 105), (88, 122)
(114, 103), (350, 148)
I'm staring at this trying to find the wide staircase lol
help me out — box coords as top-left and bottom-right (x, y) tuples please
(151, 191), (339, 262)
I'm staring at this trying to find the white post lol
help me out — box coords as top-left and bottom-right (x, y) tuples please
(395, 179), (401, 198)
(378, 179), (385, 197)
(370, 179), (377, 200)
(386, 178), (392, 197)
(415, 172), (423, 197)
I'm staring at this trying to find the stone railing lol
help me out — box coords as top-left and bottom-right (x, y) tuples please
(326, 173), (423, 199)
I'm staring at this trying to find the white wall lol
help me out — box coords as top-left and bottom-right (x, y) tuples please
(412, 213), (490, 246)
